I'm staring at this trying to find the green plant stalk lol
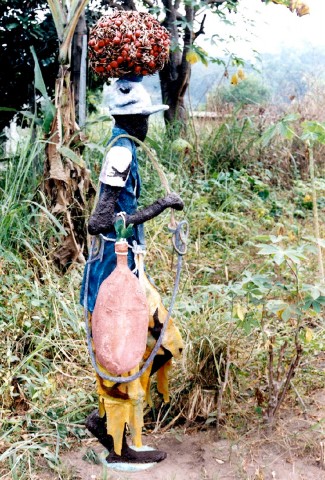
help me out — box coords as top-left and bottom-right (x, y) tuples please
(47, 0), (66, 41)
(59, 0), (90, 64)
(307, 141), (325, 284)
(47, 0), (90, 64)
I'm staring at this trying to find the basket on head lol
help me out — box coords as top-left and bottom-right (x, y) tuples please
(88, 11), (170, 79)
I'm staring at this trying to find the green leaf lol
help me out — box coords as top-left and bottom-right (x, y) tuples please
(85, 116), (112, 125)
(30, 46), (56, 133)
(301, 285), (322, 300)
(25, 200), (67, 236)
(311, 301), (321, 314)
(42, 101), (55, 135)
(256, 244), (281, 255)
(6, 22), (19, 30)
(261, 114), (299, 146)
(19, 111), (40, 122)
(84, 143), (105, 154)
(30, 46), (50, 100)
(58, 146), (86, 168)
(59, 0), (90, 63)
(301, 121), (325, 145)
(266, 300), (288, 315)
(281, 306), (294, 321)
(19, 111), (34, 119)
(261, 124), (277, 147)
(114, 218), (133, 241)
(269, 235), (285, 243)
(303, 236), (325, 248)
(273, 252), (285, 265)
(47, 0), (66, 41)
(145, 136), (162, 152)
(278, 120), (295, 140)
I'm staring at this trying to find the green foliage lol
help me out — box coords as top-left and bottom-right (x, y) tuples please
(1, 105), (324, 475)
(0, 128), (43, 249)
(261, 113), (299, 146)
(301, 120), (325, 145)
(0, 1), (58, 131)
(114, 217), (134, 241)
(0, 248), (93, 476)
(218, 75), (271, 105)
(30, 46), (56, 134)
(199, 113), (260, 172)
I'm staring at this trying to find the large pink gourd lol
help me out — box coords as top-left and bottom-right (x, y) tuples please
(92, 241), (149, 375)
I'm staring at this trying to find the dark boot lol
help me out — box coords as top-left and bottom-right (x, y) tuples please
(106, 424), (167, 464)
(85, 409), (114, 452)
(86, 410), (167, 464)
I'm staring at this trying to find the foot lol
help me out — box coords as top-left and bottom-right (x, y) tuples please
(85, 410), (114, 452)
(107, 423), (167, 464)
(106, 444), (167, 464)
(86, 412), (167, 464)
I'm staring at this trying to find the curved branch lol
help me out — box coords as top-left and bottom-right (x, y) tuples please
(194, 13), (206, 40)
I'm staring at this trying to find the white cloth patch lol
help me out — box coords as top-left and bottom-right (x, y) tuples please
(99, 146), (132, 187)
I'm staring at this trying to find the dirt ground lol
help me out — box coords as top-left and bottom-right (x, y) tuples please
(62, 431), (324, 480)
(61, 390), (325, 480)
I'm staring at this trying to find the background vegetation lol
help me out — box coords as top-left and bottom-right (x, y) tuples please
(1, 64), (324, 477)
(0, 0), (324, 478)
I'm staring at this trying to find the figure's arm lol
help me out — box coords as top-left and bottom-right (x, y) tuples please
(88, 189), (183, 235)
(88, 184), (121, 236)
(88, 144), (184, 236)
(88, 144), (131, 235)
(124, 192), (184, 227)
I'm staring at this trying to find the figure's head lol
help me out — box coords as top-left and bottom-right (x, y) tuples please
(112, 114), (149, 142)
(107, 77), (168, 142)
(107, 77), (168, 116)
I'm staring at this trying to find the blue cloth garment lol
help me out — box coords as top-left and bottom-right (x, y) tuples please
(81, 126), (145, 313)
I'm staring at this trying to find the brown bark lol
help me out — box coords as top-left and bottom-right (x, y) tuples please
(159, 0), (191, 126)
(45, 65), (95, 269)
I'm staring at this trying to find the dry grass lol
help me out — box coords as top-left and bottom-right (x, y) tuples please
(1, 79), (325, 479)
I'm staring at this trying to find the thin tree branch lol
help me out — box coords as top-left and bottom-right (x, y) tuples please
(273, 342), (303, 418)
(308, 142), (325, 284)
(194, 13), (206, 40)
(216, 342), (231, 437)
(276, 340), (287, 382)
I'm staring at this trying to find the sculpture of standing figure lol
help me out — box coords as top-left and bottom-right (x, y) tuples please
(82, 77), (184, 464)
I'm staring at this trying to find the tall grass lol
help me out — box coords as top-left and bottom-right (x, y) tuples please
(1, 85), (325, 478)
(0, 125), (95, 478)
(0, 127), (42, 247)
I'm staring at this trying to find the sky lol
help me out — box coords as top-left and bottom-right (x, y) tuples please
(197, 0), (325, 61)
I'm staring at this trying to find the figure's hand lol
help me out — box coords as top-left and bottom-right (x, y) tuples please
(125, 192), (184, 226)
(164, 192), (184, 211)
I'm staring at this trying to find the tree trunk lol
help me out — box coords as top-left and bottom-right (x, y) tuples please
(45, 65), (95, 270)
(159, 65), (190, 126)
(71, 12), (87, 125)
(159, 1), (193, 128)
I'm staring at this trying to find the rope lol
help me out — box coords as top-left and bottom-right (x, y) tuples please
(84, 220), (189, 383)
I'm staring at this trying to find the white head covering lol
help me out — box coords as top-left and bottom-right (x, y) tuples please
(107, 78), (169, 116)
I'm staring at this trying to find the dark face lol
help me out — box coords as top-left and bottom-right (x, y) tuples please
(113, 114), (149, 143)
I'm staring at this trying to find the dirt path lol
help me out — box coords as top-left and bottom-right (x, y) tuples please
(62, 428), (324, 480)
(60, 388), (325, 480)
